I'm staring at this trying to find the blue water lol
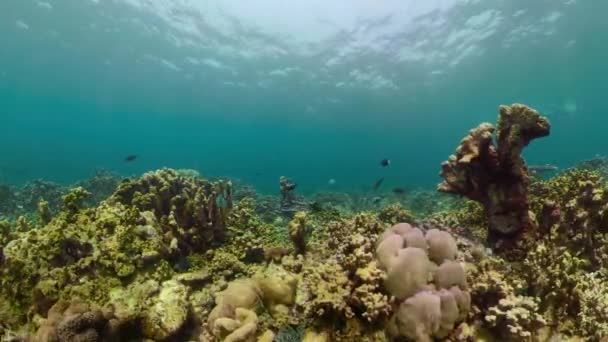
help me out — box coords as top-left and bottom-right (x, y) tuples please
(1, 0), (607, 194)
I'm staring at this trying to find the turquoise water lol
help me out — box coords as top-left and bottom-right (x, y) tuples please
(1, 0), (606, 194)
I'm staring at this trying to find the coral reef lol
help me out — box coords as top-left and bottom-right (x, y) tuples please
(438, 104), (550, 251)
(5, 155), (608, 341)
(16, 179), (66, 215)
(0, 184), (16, 217)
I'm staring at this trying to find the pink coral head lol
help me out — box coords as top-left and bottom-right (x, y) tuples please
(376, 233), (404, 269)
(391, 223), (413, 235)
(377, 223), (412, 247)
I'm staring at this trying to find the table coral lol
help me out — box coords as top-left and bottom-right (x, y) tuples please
(438, 104), (550, 250)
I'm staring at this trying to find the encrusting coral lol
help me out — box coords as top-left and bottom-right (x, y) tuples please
(34, 300), (111, 342)
(438, 104), (550, 251)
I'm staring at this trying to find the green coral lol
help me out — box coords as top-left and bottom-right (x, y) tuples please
(376, 203), (413, 225)
(578, 271), (608, 339)
(0, 169), (235, 332)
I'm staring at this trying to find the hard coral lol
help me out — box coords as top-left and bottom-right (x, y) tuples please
(438, 104), (550, 250)
(110, 168), (233, 254)
(376, 223), (470, 341)
(141, 280), (190, 340)
(524, 169), (608, 334)
(288, 211), (311, 255)
(484, 295), (546, 341)
(35, 300), (109, 342)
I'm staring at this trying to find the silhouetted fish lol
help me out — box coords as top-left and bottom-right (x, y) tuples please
(392, 187), (406, 195)
(125, 155), (137, 162)
(373, 177), (385, 191)
(379, 158), (391, 167)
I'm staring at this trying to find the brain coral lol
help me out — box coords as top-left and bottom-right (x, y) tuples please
(376, 222), (469, 340)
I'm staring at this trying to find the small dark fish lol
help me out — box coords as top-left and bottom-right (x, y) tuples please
(373, 177), (385, 191)
(379, 158), (391, 167)
(392, 187), (406, 195)
(125, 155), (137, 162)
(285, 183), (297, 192)
(528, 164), (558, 173)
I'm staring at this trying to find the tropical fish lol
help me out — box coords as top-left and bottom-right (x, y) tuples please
(125, 155), (137, 162)
(373, 177), (385, 191)
(379, 158), (391, 167)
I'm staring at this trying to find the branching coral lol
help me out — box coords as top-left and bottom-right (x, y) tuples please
(110, 168), (233, 254)
(523, 169), (608, 334)
(577, 271), (608, 340)
(288, 212), (311, 255)
(484, 295), (546, 341)
(438, 104), (550, 250)
(376, 203), (413, 225)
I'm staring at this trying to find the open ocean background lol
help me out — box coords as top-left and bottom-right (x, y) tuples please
(1, 0), (606, 194)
